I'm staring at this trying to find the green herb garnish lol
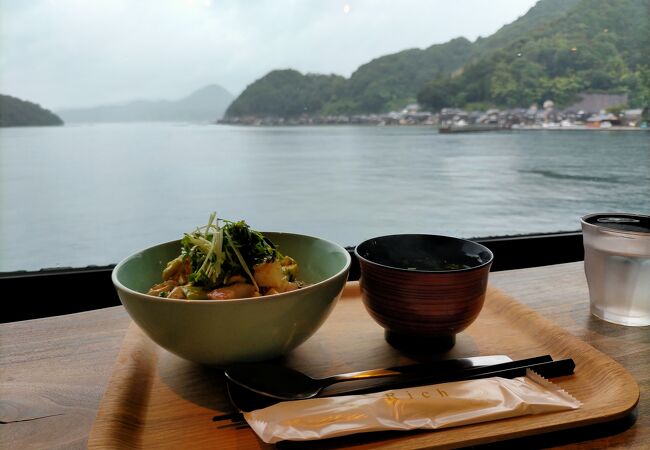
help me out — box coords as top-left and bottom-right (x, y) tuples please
(180, 212), (280, 291)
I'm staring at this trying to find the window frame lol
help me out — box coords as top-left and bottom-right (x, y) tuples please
(1, 231), (584, 323)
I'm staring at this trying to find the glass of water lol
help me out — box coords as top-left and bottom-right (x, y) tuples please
(581, 213), (650, 326)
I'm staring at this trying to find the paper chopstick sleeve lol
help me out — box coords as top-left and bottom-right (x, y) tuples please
(243, 370), (581, 443)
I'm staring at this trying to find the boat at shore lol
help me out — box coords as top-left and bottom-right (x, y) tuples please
(438, 123), (506, 133)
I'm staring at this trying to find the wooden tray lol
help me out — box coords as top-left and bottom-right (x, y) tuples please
(88, 283), (639, 449)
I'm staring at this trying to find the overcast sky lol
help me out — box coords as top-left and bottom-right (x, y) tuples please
(0, 0), (539, 110)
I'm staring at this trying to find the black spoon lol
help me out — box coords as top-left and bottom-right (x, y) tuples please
(224, 354), (525, 401)
(225, 356), (574, 415)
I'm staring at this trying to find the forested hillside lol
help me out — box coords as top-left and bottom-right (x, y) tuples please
(418, 0), (650, 110)
(225, 71), (346, 118)
(225, 0), (649, 118)
(0, 95), (64, 127)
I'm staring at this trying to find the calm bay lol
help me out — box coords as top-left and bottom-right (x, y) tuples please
(1, 123), (648, 272)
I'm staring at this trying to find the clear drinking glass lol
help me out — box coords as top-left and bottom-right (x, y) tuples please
(581, 213), (650, 326)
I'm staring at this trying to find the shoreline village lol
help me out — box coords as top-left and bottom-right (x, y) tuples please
(219, 94), (648, 131)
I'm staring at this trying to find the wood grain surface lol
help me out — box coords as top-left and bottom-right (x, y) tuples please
(84, 282), (639, 449)
(1, 262), (648, 449)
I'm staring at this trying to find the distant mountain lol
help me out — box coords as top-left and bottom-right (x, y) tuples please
(0, 95), (64, 127)
(225, 0), (648, 117)
(58, 84), (234, 123)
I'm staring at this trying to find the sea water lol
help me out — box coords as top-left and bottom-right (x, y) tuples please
(1, 124), (649, 272)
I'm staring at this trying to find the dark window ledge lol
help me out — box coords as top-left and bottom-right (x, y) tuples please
(2, 231), (584, 323)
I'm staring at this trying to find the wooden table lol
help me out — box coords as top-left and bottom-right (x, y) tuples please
(1, 262), (648, 449)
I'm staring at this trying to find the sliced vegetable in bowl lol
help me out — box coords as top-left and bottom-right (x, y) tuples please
(148, 212), (304, 300)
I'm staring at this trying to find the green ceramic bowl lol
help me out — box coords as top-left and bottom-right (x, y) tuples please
(112, 232), (351, 366)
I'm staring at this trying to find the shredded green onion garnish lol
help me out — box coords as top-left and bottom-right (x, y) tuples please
(178, 212), (280, 292)
(224, 229), (260, 292)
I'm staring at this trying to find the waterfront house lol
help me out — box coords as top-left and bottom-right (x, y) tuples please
(565, 93), (628, 116)
(586, 113), (620, 128)
(620, 109), (643, 127)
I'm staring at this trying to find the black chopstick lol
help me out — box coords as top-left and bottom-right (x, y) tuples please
(323, 356), (572, 397)
(453, 358), (575, 381)
(385, 354), (553, 375)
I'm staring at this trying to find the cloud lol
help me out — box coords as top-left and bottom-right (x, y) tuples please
(0, 0), (538, 109)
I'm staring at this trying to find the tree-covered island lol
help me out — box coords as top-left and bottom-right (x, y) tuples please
(0, 95), (64, 127)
